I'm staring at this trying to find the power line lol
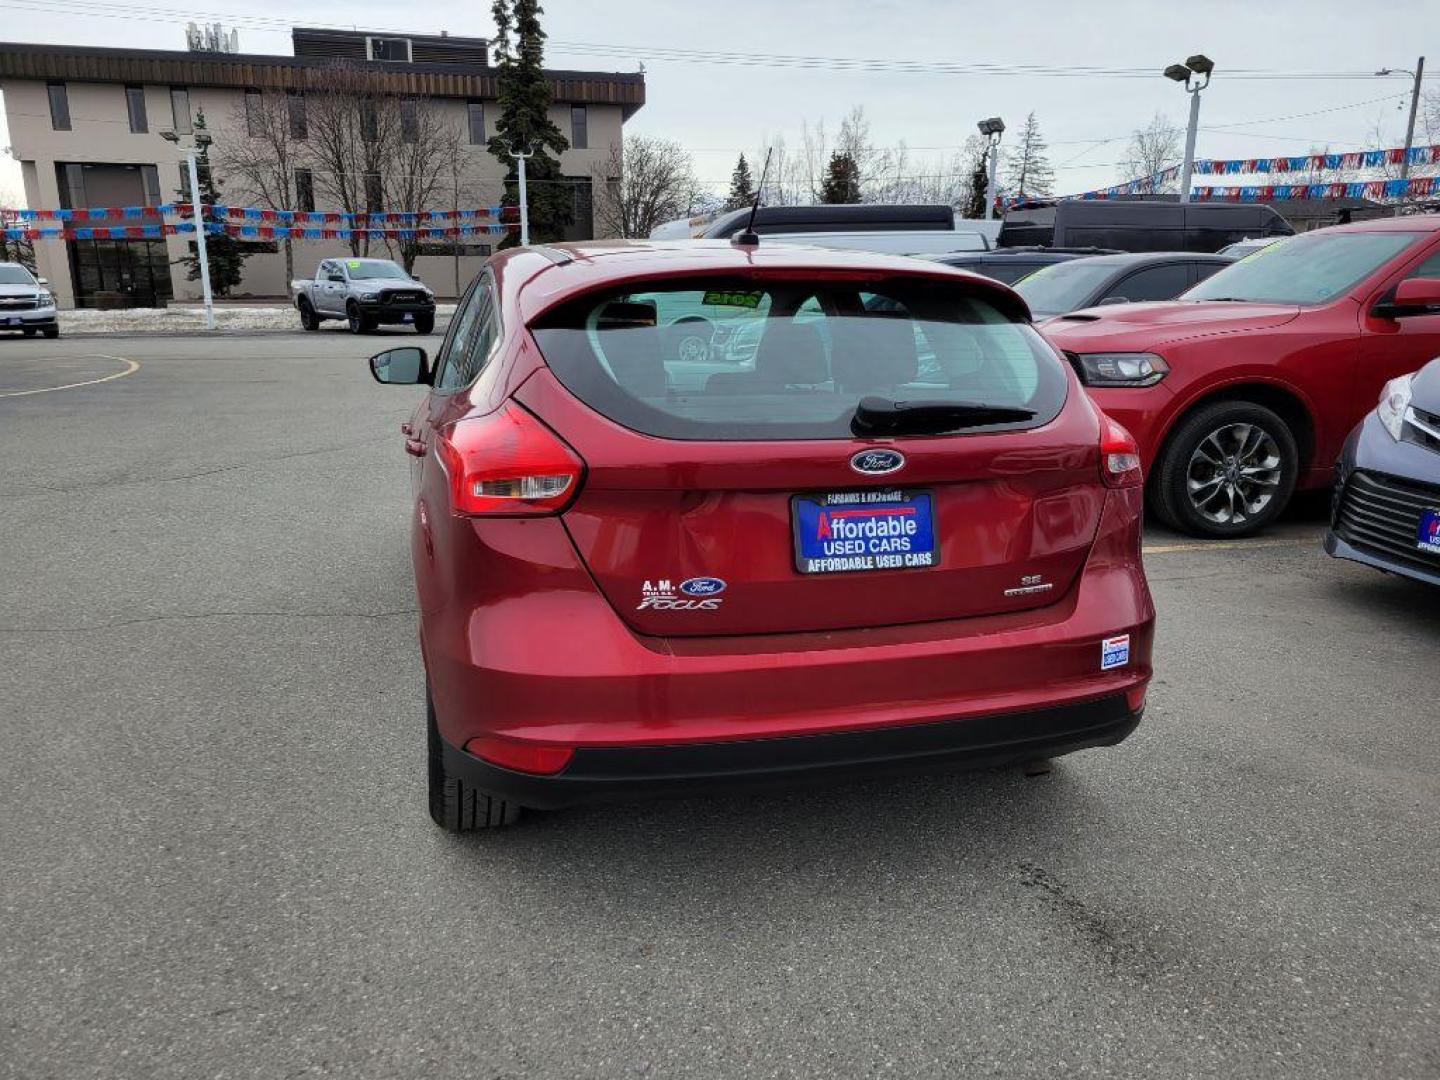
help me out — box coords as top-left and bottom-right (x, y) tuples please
(2, 0), (1437, 82)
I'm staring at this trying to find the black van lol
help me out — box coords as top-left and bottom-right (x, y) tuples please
(999, 200), (1293, 254)
(699, 204), (959, 239)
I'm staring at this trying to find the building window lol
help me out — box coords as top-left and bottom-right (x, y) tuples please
(170, 87), (192, 134)
(570, 105), (587, 150)
(140, 164), (162, 206)
(57, 163), (85, 209)
(48, 83), (70, 131)
(365, 172), (383, 213)
(400, 100), (418, 144)
(287, 91), (307, 140)
(295, 168), (314, 213)
(245, 89), (263, 136)
(467, 101), (485, 145)
(367, 37), (411, 62)
(125, 85), (147, 133)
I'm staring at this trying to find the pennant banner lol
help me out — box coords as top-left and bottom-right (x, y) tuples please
(4, 203), (508, 224)
(1004, 142), (1440, 210)
(1, 222), (518, 241)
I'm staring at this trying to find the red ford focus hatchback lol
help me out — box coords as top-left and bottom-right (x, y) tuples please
(368, 240), (1155, 830)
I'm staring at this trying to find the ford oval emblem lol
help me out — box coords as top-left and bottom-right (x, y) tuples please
(850, 448), (906, 476)
(679, 576), (727, 596)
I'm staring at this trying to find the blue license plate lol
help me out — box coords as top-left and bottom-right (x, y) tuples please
(792, 490), (937, 574)
(1419, 509), (1440, 556)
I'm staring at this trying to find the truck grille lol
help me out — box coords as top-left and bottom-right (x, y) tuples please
(382, 290), (425, 305)
(0, 297), (38, 310)
(1333, 469), (1440, 573)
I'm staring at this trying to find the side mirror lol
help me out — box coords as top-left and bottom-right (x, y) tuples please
(1098, 296), (1129, 306)
(36, 277), (49, 286)
(1383, 277), (1440, 316)
(328, 273), (346, 283)
(370, 346), (430, 386)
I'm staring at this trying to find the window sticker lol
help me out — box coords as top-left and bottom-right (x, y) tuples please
(701, 290), (763, 309)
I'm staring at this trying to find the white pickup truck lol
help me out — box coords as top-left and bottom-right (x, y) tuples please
(291, 257), (436, 334)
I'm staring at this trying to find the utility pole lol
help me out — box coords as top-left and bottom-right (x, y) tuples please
(1165, 55), (1214, 204)
(1376, 57), (1425, 215)
(510, 145), (534, 246)
(184, 146), (215, 330)
(1399, 57), (1425, 202)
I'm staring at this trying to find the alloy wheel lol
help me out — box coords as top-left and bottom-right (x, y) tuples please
(1184, 422), (1284, 526)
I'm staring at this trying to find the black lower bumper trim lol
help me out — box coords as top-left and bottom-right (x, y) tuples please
(441, 694), (1142, 810)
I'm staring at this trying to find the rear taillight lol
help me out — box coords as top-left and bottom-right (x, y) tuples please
(435, 402), (584, 516)
(1100, 414), (1143, 489)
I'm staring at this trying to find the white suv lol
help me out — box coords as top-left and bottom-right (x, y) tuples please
(0, 263), (58, 338)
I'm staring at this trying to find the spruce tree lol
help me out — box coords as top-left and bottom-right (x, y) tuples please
(173, 108), (250, 297)
(487, 0), (572, 246)
(1003, 111), (1055, 199)
(963, 148), (990, 219)
(819, 152), (862, 204)
(725, 154), (755, 211)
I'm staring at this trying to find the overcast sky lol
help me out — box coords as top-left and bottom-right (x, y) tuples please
(1, 0), (1436, 205)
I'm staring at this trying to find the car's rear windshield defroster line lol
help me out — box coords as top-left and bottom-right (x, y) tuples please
(528, 275), (1069, 441)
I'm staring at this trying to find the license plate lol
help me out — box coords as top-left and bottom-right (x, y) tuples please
(402, 312), (414, 322)
(792, 489), (937, 574)
(1419, 509), (1440, 555)
(4, 317), (19, 326)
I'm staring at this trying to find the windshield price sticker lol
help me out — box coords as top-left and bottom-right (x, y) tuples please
(792, 490), (937, 575)
(701, 290), (763, 309)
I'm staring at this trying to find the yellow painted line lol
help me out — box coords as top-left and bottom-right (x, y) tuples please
(1144, 536), (1319, 555)
(0, 354), (139, 398)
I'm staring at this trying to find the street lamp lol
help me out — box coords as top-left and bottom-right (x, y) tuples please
(1376, 57), (1426, 212)
(160, 128), (215, 329)
(977, 116), (1005, 220)
(1164, 54), (1213, 204)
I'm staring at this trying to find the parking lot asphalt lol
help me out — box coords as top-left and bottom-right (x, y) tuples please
(2, 334), (1436, 1080)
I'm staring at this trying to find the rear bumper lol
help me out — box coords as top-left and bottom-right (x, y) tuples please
(441, 693), (1143, 809)
(420, 485), (1154, 761)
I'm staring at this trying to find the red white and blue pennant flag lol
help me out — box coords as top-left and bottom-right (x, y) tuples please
(1004, 142), (1440, 210)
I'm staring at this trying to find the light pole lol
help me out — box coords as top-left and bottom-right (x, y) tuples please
(161, 128), (215, 329)
(1376, 57), (1425, 212)
(1164, 54), (1213, 204)
(509, 145), (534, 246)
(977, 117), (1005, 220)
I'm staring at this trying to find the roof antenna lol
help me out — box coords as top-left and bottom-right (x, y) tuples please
(733, 147), (773, 247)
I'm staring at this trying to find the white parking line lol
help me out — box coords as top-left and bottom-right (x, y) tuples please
(0, 355), (140, 398)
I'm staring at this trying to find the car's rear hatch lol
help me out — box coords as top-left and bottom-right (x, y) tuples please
(522, 270), (1106, 638)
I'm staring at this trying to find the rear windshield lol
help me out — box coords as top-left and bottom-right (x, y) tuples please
(529, 276), (1068, 440)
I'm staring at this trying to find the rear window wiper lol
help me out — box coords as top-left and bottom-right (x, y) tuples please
(851, 396), (1036, 436)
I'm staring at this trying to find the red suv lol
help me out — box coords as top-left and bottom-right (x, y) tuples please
(1044, 217), (1440, 537)
(368, 241), (1154, 829)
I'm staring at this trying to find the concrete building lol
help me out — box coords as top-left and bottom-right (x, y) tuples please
(0, 29), (645, 307)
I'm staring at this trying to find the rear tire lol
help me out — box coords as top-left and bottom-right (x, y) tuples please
(413, 313), (434, 334)
(1151, 400), (1298, 538)
(298, 298), (320, 332)
(22, 327), (36, 337)
(427, 691), (523, 831)
(41, 326), (58, 340)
